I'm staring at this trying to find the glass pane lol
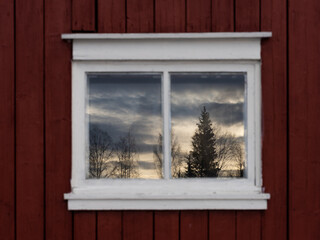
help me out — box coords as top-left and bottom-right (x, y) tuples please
(87, 73), (162, 179)
(171, 73), (246, 178)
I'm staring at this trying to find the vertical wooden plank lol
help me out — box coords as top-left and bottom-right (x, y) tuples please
(72, 0), (96, 31)
(74, 212), (96, 240)
(127, 0), (154, 33)
(123, 211), (153, 240)
(97, 211), (122, 240)
(45, 0), (73, 239)
(235, 0), (260, 31)
(212, 0), (234, 32)
(289, 0), (320, 239)
(155, 0), (185, 32)
(15, 0), (44, 239)
(154, 211), (179, 240)
(237, 211), (261, 240)
(180, 211), (208, 240)
(260, 0), (287, 239)
(98, 0), (126, 33)
(0, 0), (15, 239)
(209, 211), (236, 240)
(186, 0), (211, 32)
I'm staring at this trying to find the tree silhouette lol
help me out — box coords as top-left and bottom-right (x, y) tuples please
(115, 129), (139, 178)
(89, 126), (116, 178)
(188, 106), (219, 177)
(153, 132), (184, 178)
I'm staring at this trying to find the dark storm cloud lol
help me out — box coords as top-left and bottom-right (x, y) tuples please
(171, 102), (244, 126)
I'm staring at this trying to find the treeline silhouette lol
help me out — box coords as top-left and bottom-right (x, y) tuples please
(89, 107), (244, 179)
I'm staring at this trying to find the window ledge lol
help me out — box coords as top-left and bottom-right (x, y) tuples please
(64, 192), (270, 210)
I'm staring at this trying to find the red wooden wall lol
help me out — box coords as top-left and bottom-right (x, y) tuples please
(0, 0), (319, 239)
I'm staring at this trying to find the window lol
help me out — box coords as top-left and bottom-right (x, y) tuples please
(63, 32), (271, 210)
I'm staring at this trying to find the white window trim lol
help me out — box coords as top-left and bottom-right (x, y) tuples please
(62, 32), (271, 210)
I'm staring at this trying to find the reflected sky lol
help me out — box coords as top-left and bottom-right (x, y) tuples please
(88, 73), (162, 179)
(87, 72), (246, 179)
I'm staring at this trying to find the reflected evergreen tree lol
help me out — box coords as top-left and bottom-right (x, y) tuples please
(188, 106), (219, 177)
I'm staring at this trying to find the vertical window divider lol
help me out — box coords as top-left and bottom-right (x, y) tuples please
(163, 71), (171, 179)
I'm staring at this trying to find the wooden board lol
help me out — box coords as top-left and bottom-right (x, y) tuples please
(0, 0), (15, 239)
(127, 0), (154, 33)
(209, 211), (236, 240)
(72, 0), (95, 31)
(260, 0), (288, 239)
(289, 0), (320, 239)
(154, 211), (179, 240)
(74, 212), (96, 240)
(123, 211), (153, 240)
(44, 0), (73, 239)
(186, 0), (211, 32)
(212, 0), (234, 32)
(235, 0), (260, 31)
(15, 0), (44, 239)
(180, 211), (208, 240)
(98, 0), (125, 33)
(155, 0), (185, 32)
(237, 211), (261, 240)
(97, 211), (122, 240)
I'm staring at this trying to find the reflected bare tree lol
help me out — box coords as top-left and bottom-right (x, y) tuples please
(89, 126), (116, 178)
(153, 132), (184, 178)
(231, 140), (244, 177)
(115, 129), (139, 178)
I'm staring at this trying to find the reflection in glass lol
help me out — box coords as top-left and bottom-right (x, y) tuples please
(171, 73), (246, 178)
(87, 73), (162, 179)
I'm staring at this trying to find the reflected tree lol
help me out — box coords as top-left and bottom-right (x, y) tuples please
(89, 126), (116, 178)
(188, 106), (219, 177)
(115, 129), (139, 178)
(153, 132), (184, 178)
(232, 140), (244, 177)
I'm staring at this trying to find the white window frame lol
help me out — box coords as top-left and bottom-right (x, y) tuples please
(62, 32), (271, 210)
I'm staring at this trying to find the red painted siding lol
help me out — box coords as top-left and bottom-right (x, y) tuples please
(0, 0), (319, 239)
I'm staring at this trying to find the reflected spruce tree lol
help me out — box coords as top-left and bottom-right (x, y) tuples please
(153, 131), (184, 178)
(89, 126), (116, 178)
(186, 106), (220, 177)
(115, 129), (140, 178)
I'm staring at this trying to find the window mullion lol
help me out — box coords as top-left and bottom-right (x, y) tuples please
(163, 71), (171, 179)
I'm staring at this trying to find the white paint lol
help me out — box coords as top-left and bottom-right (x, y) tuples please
(65, 33), (271, 210)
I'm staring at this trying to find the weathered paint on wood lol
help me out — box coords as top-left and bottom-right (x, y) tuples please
(72, 0), (95, 31)
(98, 0), (126, 33)
(127, 0), (154, 33)
(0, 0), (15, 239)
(289, 0), (320, 239)
(261, 0), (288, 239)
(235, 0), (260, 31)
(15, 0), (44, 239)
(186, 0), (211, 32)
(212, 0), (234, 32)
(123, 211), (153, 240)
(209, 211), (236, 240)
(97, 211), (122, 240)
(74, 212), (96, 240)
(154, 211), (179, 240)
(180, 211), (208, 240)
(44, 0), (73, 238)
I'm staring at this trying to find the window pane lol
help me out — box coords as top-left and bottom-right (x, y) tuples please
(171, 73), (246, 178)
(87, 73), (162, 179)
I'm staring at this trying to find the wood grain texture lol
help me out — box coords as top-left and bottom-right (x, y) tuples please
(15, 0), (44, 239)
(289, 0), (320, 239)
(237, 211), (261, 240)
(235, 0), (260, 31)
(0, 0), (15, 239)
(123, 211), (153, 240)
(155, 0), (185, 32)
(186, 0), (211, 32)
(154, 211), (179, 240)
(127, 0), (154, 33)
(74, 212), (96, 240)
(72, 0), (95, 31)
(260, 0), (287, 239)
(44, 0), (73, 239)
(180, 211), (208, 240)
(98, 0), (125, 33)
(212, 0), (234, 32)
(209, 211), (236, 240)
(97, 211), (122, 240)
